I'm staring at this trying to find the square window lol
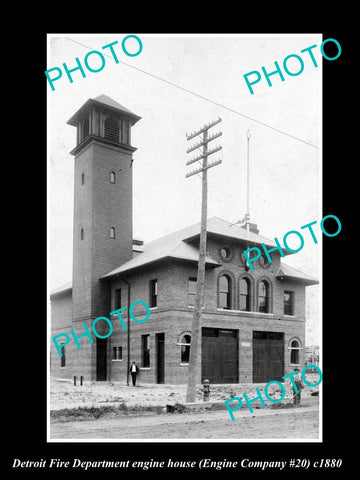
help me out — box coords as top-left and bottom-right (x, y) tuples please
(112, 346), (122, 360)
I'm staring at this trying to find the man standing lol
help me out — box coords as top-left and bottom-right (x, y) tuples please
(292, 368), (303, 405)
(130, 361), (139, 386)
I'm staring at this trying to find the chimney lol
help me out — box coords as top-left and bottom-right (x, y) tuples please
(241, 223), (259, 234)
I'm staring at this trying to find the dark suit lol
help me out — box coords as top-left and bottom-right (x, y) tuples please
(130, 364), (139, 386)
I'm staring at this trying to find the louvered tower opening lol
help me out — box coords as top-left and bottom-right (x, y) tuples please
(104, 117), (120, 143)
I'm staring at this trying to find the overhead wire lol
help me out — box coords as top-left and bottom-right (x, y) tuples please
(63, 37), (319, 150)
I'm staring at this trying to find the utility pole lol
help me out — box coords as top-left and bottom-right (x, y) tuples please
(185, 118), (222, 403)
(246, 129), (251, 230)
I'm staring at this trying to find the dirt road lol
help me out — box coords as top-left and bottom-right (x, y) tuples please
(50, 404), (319, 440)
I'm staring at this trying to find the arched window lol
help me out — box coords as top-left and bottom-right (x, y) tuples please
(110, 171), (116, 184)
(219, 274), (231, 309)
(240, 277), (251, 311)
(104, 117), (120, 142)
(290, 339), (301, 365)
(80, 228), (84, 240)
(258, 280), (269, 313)
(179, 334), (191, 363)
(109, 227), (115, 239)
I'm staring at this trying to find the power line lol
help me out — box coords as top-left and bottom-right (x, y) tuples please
(64, 37), (319, 149)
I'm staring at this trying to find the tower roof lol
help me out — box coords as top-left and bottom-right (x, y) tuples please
(67, 95), (141, 126)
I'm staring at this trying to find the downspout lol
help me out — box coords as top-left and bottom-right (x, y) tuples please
(123, 278), (131, 386)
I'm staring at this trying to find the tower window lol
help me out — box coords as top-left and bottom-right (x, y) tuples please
(104, 117), (120, 143)
(60, 346), (66, 368)
(82, 118), (89, 139)
(80, 228), (84, 240)
(81, 173), (85, 185)
(123, 121), (130, 144)
(110, 227), (115, 239)
(110, 171), (116, 184)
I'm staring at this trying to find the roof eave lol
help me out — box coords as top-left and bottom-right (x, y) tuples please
(101, 255), (220, 280)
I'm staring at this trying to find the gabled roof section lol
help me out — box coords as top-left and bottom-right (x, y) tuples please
(183, 217), (291, 253)
(102, 223), (220, 279)
(276, 263), (319, 285)
(102, 216), (290, 279)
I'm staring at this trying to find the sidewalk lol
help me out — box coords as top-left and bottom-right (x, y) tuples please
(50, 378), (319, 412)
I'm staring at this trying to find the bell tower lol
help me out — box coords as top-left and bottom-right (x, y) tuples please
(67, 95), (141, 379)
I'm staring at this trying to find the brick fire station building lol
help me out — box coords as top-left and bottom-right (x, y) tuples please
(50, 95), (318, 385)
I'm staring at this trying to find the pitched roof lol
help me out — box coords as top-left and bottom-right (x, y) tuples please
(50, 281), (72, 297)
(92, 94), (137, 116)
(276, 263), (319, 285)
(182, 216), (290, 249)
(50, 218), (319, 293)
(102, 221), (220, 279)
(67, 95), (141, 126)
(102, 216), (290, 279)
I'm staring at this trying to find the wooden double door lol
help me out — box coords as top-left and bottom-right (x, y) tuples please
(201, 328), (238, 384)
(252, 331), (284, 383)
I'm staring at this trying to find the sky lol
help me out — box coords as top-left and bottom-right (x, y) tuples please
(47, 33), (322, 344)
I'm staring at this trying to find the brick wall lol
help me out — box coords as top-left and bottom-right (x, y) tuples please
(105, 238), (308, 385)
(50, 290), (72, 331)
(72, 139), (134, 322)
(106, 305), (305, 385)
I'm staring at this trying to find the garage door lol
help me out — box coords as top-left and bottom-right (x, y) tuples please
(202, 328), (238, 383)
(253, 331), (284, 383)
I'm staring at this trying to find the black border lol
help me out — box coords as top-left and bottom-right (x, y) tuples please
(7, 23), (352, 477)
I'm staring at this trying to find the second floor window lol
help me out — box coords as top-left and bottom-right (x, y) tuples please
(188, 277), (197, 306)
(258, 280), (270, 313)
(240, 277), (251, 311)
(219, 274), (231, 309)
(115, 288), (121, 309)
(284, 291), (294, 315)
(149, 279), (157, 308)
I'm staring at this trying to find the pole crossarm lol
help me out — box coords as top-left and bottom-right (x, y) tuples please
(185, 117), (222, 141)
(186, 131), (222, 153)
(186, 145), (222, 166)
(185, 117), (222, 403)
(185, 158), (222, 178)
